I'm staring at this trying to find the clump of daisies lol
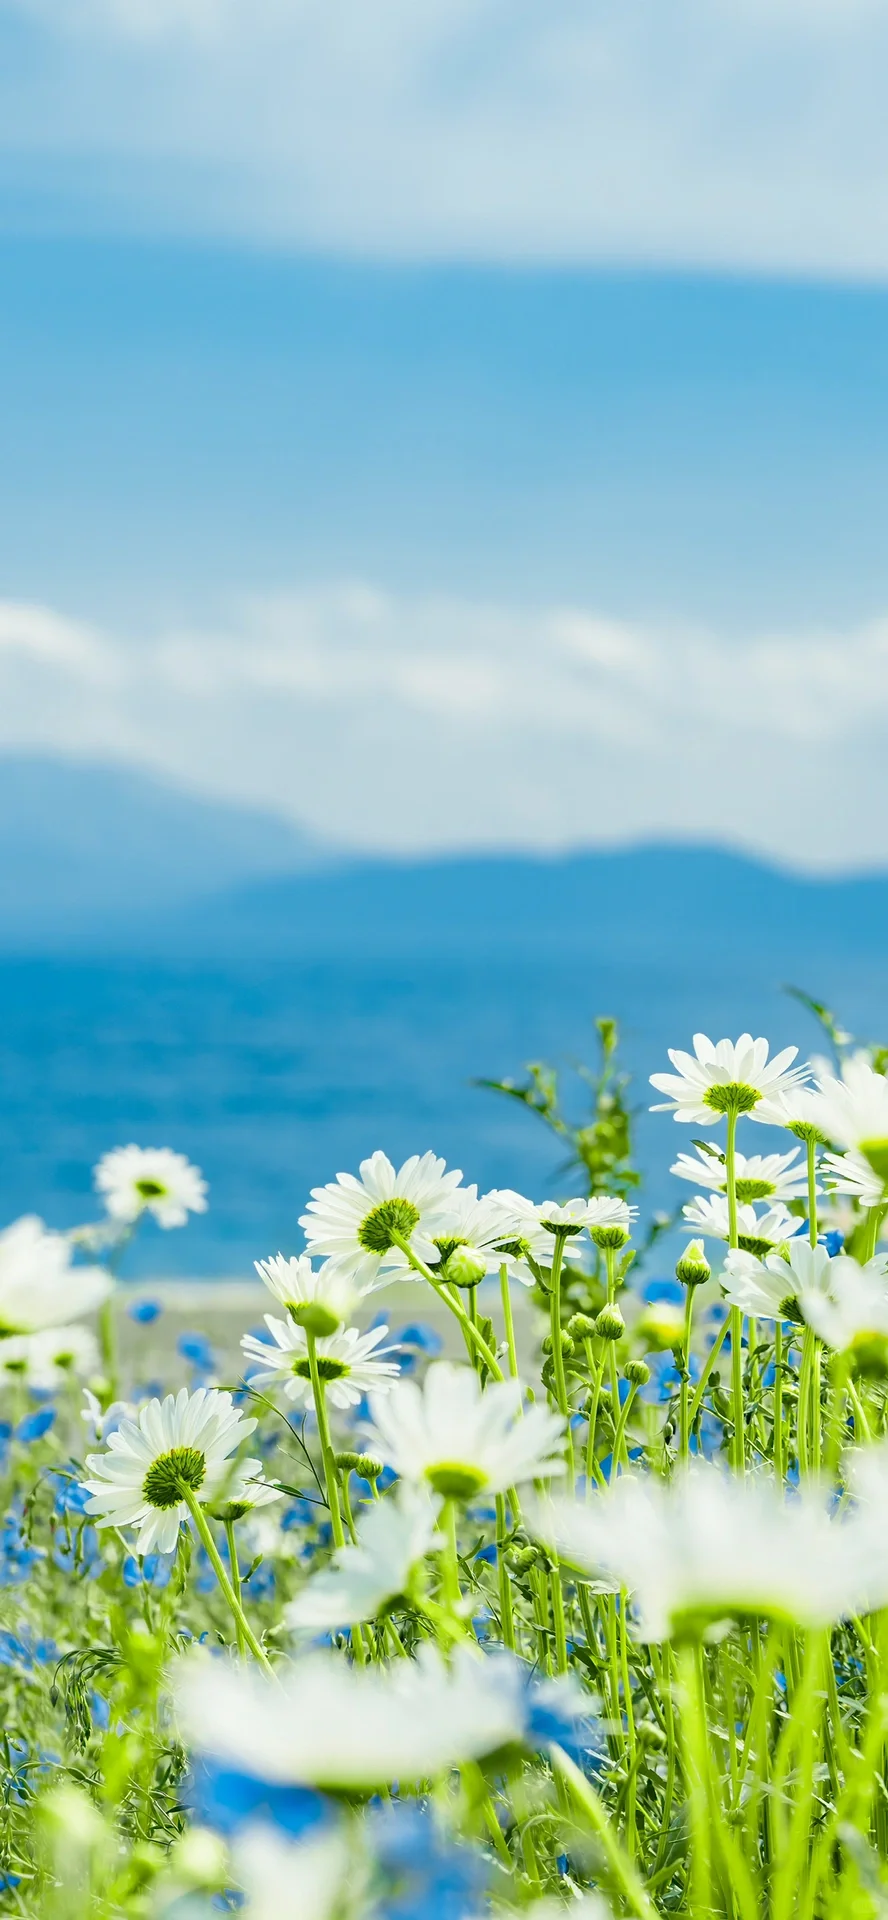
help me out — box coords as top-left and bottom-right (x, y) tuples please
(11, 1019), (888, 1919)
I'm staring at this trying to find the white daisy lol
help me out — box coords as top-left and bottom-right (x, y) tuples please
(798, 1252), (888, 1358)
(532, 1465), (873, 1639)
(650, 1033), (808, 1124)
(233, 1827), (353, 1920)
(682, 1194), (795, 1254)
(81, 1386), (259, 1556)
(95, 1145), (208, 1228)
(0, 1216), (110, 1334)
(253, 1253), (358, 1334)
(241, 1317), (401, 1411)
(364, 1360), (566, 1500)
(286, 1486), (441, 1636)
(721, 1238), (833, 1321)
(0, 1324), (99, 1392)
(670, 1141), (811, 1204)
(207, 1466), (285, 1524)
(175, 1643), (530, 1792)
(299, 1151), (464, 1289)
(801, 1061), (888, 1183)
(822, 1149), (886, 1209)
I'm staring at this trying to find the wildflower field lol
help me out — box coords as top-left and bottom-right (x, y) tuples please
(5, 1008), (888, 1919)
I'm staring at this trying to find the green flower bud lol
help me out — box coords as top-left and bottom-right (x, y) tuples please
(440, 1245), (488, 1290)
(542, 1330), (575, 1356)
(289, 1300), (341, 1338)
(589, 1223), (630, 1251)
(332, 1451), (384, 1481)
(567, 1311), (598, 1339)
(636, 1721), (668, 1752)
(507, 1544), (540, 1575)
(624, 1358), (650, 1387)
(675, 1239), (711, 1288)
(594, 1304), (625, 1342)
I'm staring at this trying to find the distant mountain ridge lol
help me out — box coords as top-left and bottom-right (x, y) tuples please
(0, 755), (330, 942)
(1, 754), (887, 964)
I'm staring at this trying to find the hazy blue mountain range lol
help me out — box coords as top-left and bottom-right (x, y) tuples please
(2, 755), (888, 1273)
(1, 753), (888, 960)
(0, 755), (327, 942)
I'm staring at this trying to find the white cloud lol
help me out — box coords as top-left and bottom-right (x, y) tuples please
(0, 581), (885, 870)
(3, 1), (888, 273)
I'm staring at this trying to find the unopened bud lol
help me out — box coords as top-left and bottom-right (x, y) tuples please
(594, 1304), (625, 1342)
(507, 1545), (540, 1575)
(334, 1451), (384, 1481)
(567, 1312), (597, 1339)
(542, 1330), (575, 1357)
(441, 1245), (488, 1290)
(289, 1300), (341, 1338)
(589, 1223), (630, 1251)
(675, 1240), (710, 1288)
(624, 1358), (650, 1387)
(637, 1721), (668, 1752)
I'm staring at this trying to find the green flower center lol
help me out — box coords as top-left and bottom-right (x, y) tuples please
(357, 1198), (420, 1254)
(143, 1446), (206, 1510)
(425, 1461), (488, 1499)
(293, 1356), (349, 1381)
(135, 1178), (166, 1199)
(735, 1178), (775, 1202)
(494, 1237), (531, 1260)
(703, 1082), (761, 1116)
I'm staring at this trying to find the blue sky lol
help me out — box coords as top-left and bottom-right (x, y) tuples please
(1, 1), (888, 867)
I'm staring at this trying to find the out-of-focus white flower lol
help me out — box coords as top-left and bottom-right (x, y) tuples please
(241, 1318), (400, 1411)
(799, 1253), (888, 1359)
(798, 1061), (888, 1184)
(364, 1360), (565, 1500)
(671, 1142), (811, 1204)
(81, 1387), (259, 1556)
(286, 1486), (441, 1636)
(494, 1193), (637, 1238)
(253, 1253), (358, 1334)
(682, 1194), (794, 1253)
(299, 1152), (464, 1290)
(0, 1324), (99, 1392)
(722, 1238), (835, 1321)
(80, 1388), (139, 1443)
(176, 1645), (530, 1792)
(234, 1826), (353, 1920)
(95, 1146), (208, 1228)
(822, 1150), (885, 1209)
(0, 1217), (110, 1334)
(650, 1034), (808, 1124)
(532, 1465), (873, 1640)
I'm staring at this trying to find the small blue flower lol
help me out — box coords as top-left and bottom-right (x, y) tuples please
(178, 1333), (215, 1369)
(16, 1408), (55, 1444)
(129, 1299), (163, 1324)
(189, 1762), (327, 1839)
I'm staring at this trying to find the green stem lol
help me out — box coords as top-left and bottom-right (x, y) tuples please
(495, 1493), (515, 1652)
(679, 1286), (696, 1464)
(771, 1628), (828, 1920)
(98, 1297), (117, 1405)
(548, 1229), (574, 1486)
(724, 1107), (747, 1475)
(807, 1135), (818, 1247)
(549, 1562), (570, 1674)
(676, 1641), (713, 1920)
(798, 1323), (815, 1477)
(824, 1353), (850, 1474)
(688, 1316), (730, 1431)
(499, 1263), (520, 1380)
(773, 1321), (785, 1482)
(585, 1341), (607, 1492)
(223, 1518), (246, 1656)
(181, 1489), (272, 1672)
(438, 1499), (463, 1618)
(391, 1233), (503, 1380)
(550, 1745), (658, 1920)
(612, 1379), (639, 1473)
(306, 1332), (366, 1663)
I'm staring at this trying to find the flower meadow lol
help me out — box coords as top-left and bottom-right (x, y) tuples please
(9, 1018), (888, 1917)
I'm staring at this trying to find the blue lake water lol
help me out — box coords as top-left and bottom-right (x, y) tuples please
(1, 951), (887, 1277)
